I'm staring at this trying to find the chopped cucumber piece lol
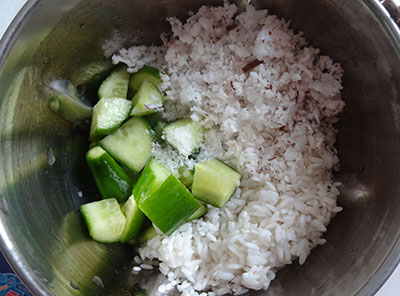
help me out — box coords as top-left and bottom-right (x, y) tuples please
(192, 159), (241, 208)
(136, 225), (158, 244)
(163, 119), (205, 156)
(145, 112), (163, 128)
(153, 120), (167, 143)
(120, 195), (147, 243)
(80, 198), (126, 243)
(187, 201), (208, 221)
(177, 166), (194, 188)
(100, 117), (153, 173)
(89, 98), (132, 141)
(48, 79), (92, 124)
(138, 175), (201, 235)
(86, 146), (133, 203)
(131, 80), (164, 116)
(130, 65), (162, 92)
(98, 66), (130, 100)
(120, 164), (140, 183)
(132, 289), (147, 296)
(132, 158), (171, 204)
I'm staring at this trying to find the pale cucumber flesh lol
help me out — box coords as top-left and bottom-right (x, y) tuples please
(98, 66), (130, 100)
(120, 195), (147, 243)
(163, 119), (205, 156)
(80, 198), (126, 243)
(131, 80), (164, 116)
(177, 166), (194, 188)
(130, 65), (162, 91)
(100, 117), (153, 173)
(89, 97), (132, 141)
(192, 159), (241, 208)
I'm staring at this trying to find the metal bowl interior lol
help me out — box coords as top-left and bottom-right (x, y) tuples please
(0, 0), (400, 295)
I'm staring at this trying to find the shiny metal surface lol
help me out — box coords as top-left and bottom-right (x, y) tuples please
(382, 0), (400, 25)
(0, 0), (400, 295)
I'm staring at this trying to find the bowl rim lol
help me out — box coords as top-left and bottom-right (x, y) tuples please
(0, 0), (399, 295)
(351, 2), (400, 295)
(0, 1), (52, 294)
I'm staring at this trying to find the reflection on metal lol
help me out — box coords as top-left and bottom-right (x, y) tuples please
(46, 149), (56, 166)
(0, 0), (400, 295)
(46, 79), (93, 124)
(381, 0), (400, 24)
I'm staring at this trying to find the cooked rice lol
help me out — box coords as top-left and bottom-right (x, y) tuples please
(111, 2), (344, 295)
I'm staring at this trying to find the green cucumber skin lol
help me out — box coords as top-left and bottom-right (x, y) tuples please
(132, 164), (154, 205)
(130, 65), (162, 92)
(99, 117), (153, 173)
(86, 146), (133, 203)
(138, 175), (201, 235)
(98, 66), (130, 100)
(187, 201), (208, 221)
(120, 196), (147, 243)
(192, 159), (241, 208)
(80, 198), (126, 243)
(132, 158), (171, 204)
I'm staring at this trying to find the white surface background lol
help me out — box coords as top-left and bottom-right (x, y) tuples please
(0, 0), (399, 295)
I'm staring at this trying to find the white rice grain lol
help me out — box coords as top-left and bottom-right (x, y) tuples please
(140, 264), (154, 270)
(115, 2), (344, 295)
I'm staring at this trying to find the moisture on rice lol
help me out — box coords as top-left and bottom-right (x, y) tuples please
(112, 3), (344, 295)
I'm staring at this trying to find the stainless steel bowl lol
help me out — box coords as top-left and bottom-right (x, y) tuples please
(1, 0), (400, 295)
